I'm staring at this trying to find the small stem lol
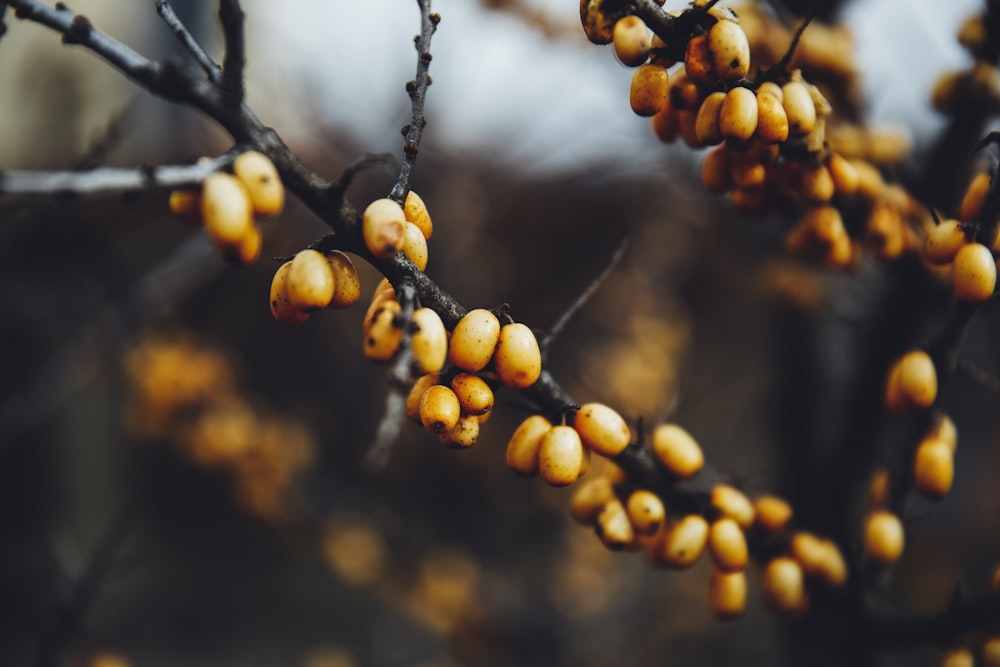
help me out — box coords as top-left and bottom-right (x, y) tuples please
(155, 0), (222, 82)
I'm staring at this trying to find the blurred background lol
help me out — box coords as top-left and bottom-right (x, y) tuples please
(1, 1), (999, 666)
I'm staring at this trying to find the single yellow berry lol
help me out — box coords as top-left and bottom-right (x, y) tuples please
(719, 86), (758, 141)
(753, 495), (793, 534)
(914, 437), (954, 499)
(201, 172), (253, 246)
(506, 415), (552, 476)
(659, 514), (709, 569)
(168, 189), (201, 222)
(493, 322), (542, 389)
(709, 569), (747, 620)
(707, 19), (750, 82)
(450, 374), (494, 417)
(710, 484), (755, 529)
(419, 384), (461, 434)
(405, 373), (440, 423)
(537, 424), (585, 487)
(402, 221), (429, 271)
(630, 64), (670, 117)
(612, 15), (651, 67)
(952, 242), (996, 302)
(233, 150), (284, 217)
(782, 81), (817, 137)
(404, 190), (433, 239)
(695, 91), (727, 146)
(286, 249), (335, 311)
(411, 307), (448, 374)
(269, 261), (309, 325)
(570, 476), (616, 525)
(763, 556), (808, 617)
(626, 489), (665, 535)
(363, 300), (403, 362)
(362, 198), (406, 259)
(573, 402), (631, 457)
(596, 498), (636, 550)
(865, 509), (905, 565)
(925, 219), (968, 265)
(960, 172), (991, 222)
(325, 251), (362, 309)
(449, 309), (501, 372)
(651, 423), (704, 479)
(708, 517), (748, 572)
(439, 414), (480, 449)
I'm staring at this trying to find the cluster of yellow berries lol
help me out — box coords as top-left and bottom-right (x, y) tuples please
(169, 151), (284, 264)
(932, 6), (1000, 117)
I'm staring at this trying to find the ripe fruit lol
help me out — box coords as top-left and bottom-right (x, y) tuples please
(960, 172), (991, 222)
(952, 242), (996, 302)
(865, 509), (905, 564)
(411, 307), (448, 374)
(763, 557), (808, 616)
(629, 64), (670, 117)
(708, 518), (748, 572)
(596, 498), (635, 550)
(286, 249), (335, 311)
(707, 19), (750, 82)
(493, 322), (542, 389)
(913, 437), (954, 498)
(406, 373), (440, 422)
(440, 414), (480, 449)
(537, 424), (585, 486)
(753, 495), (793, 534)
(579, 0), (617, 45)
(573, 402), (631, 457)
(402, 221), (429, 271)
(364, 300), (403, 362)
(419, 384), (461, 434)
(362, 198), (407, 259)
(326, 251), (362, 309)
(755, 91), (789, 144)
(702, 145), (733, 193)
(449, 309), (501, 372)
(695, 91), (727, 146)
(626, 489), (665, 535)
(719, 86), (758, 141)
(790, 532), (847, 588)
(570, 476), (616, 524)
(201, 172), (253, 246)
(652, 102), (679, 143)
(710, 485), (755, 529)
(450, 374), (494, 417)
(269, 261), (309, 325)
(220, 222), (261, 265)
(651, 423), (704, 478)
(709, 569), (747, 620)
(885, 350), (938, 412)
(827, 153), (859, 196)
(506, 414), (552, 476)
(233, 150), (284, 217)
(612, 15), (650, 67)
(782, 81), (817, 136)
(169, 189), (201, 222)
(925, 219), (968, 265)
(404, 190), (433, 239)
(659, 514), (709, 569)
(684, 34), (716, 87)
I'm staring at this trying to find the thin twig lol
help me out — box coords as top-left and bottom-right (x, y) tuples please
(332, 153), (397, 196)
(0, 151), (238, 196)
(218, 0), (245, 104)
(956, 359), (1000, 392)
(74, 100), (138, 169)
(155, 0), (221, 82)
(388, 0), (439, 204)
(539, 236), (629, 356)
(772, 9), (818, 78)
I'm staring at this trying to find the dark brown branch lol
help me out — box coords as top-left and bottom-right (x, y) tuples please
(388, 0), (439, 204)
(155, 0), (221, 82)
(332, 152), (397, 196)
(218, 0), (245, 104)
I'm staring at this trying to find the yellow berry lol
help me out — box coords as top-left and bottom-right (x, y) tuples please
(782, 81), (816, 137)
(402, 221), (429, 271)
(404, 190), (433, 239)
(506, 415), (552, 476)
(363, 300), (403, 362)
(419, 384), (461, 434)
(865, 509), (905, 565)
(866, 199), (905, 260)
(869, 467), (890, 506)
(763, 556), (808, 617)
(286, 249), (335, 311)
(406, 373), (440, 423)
(708, 517), (748, 572)
(168, 189), (201, 222)
(719, 86), (758, 142)
(669, 70), (702, 111)
(707, 19), (750, 82)
(790, 532), (847, 588)
(914, 437), (954, 499)
(652, 102), (679, 143)
(952, 242), (996, 302)
(709, 569), (747, 620)
(439, 413), (480, 449)
(201, 172), (253, 246)
(325, 251), (362, 309)
(710, 484), (755, 529)
(885, 350), (937, 412)
(928, 414), (958, 451)
(757, 81), (783, 102)
(659, 514), (709, 569)
(570, 476), (616, 525)
(960, 172), (991, 222)
(755, 91), (789, 144)
(411, 307), (448, 374)
(626, 489), (665, 535)
(651, 423), (704, 479)
(579, 0), (617, 45)
(695, 91), (727, 146)
(941, 648), (975, 667)
(537, 424), (585, 487)
(630, 64), (670, 117)
(219, 222), (261, 266)
(925, 219), (968, 265)
(983, 637), (1000, 666)
(828, 153), (859, 196)
(596, 498), (636, 550)
(362, 198), (406, 259)
(494, 322), (542, 389)
(612, 15), (650, 67)
(449, 309), (501, 372)
(233, 150), (284, 217)
(573, 402), (631, 457)
(450, 374), (494, 417)
(684, 34), (716, 87)
(269, 261), (309, 325)
(753, 495), (793, 534)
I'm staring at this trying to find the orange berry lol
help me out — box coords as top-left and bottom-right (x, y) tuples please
(493, 322), (542, 389)
(449, 309), (501, 372)
(537, 424), (585, 487)
(573, 402), (631, 457)
(505, 414), (552, 476)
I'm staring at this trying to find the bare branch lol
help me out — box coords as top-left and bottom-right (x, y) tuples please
(388, 0), (439, 204)
(218, 0), (245, 104)
(155, 0), (221, 82)
(332, 152), (398, 195)
(0, 151), (237, 196)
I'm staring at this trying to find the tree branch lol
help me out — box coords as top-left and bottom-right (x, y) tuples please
(155, 0), (221, 82)
(218, 0), (245, 104)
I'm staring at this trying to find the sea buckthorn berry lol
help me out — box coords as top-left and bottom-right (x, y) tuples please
(755, 92), (789, 144)
(960, 172), (991, 222)
(570, 476), (616, 524)
(651, 423), (704, 478)
(677, 109), (702, 149)
(537, 424), (585, 487)
(406, 373), (440, 423)
(719, 86), (758, 142)
(626, 489), (665, 535)
(364, 300), (403, 361)
(286, 249), (335, 312)
(362, 198), (407, 259)
(984, 637), (1000, 666)
(201, 172), (253, 246)
(786, 205), (848, 262)
(828, 153), (859, 196)
(695, 91), (727, 146)
(612, 15), (650, 67)
(596, 499), (635, 550)
(233, 150), (284, 217)
(669, 70), (702, 111)
(451, 374), (494, 417)
(885, 349), (937, 412)
(869, 467), (890, 506)
(710, 570), (747, 620)
(579, 0), (617, 45)
(866, 200), (905, 260)
(402, 222), (429, 271)
(929, 414), (957, 451)
(220, 222), (261, 266)
(169, 189), (201, 222)
(325, 251), (362, 309)
(790, 532), (847, 587)
(852, 159), (886, 200)
(800, 165), (835, 204)
(404, 190), (433, 239)
(941, 648), (975, 667)
(782, 81), (816, 137)
(419, 384), (461, 434)
(449, 309), (501, 372)
(708, 518), (748, 572)
(702, 145), (733, 193)
(710, 484), (755, 529)
(506, 414), (552, 476)
(411, 307), (448, 374)
(914, 437), (954, 499)
(708, 19), (750, 82)
(865, 509), (905, 565)
(763, 557), (808, 617)
(440, 414), (480, 449)
(684, 34), (716, 87)
(952, 242), (996, 301)
(757, 81), (783, 102)
(574, 402), (631, 457)
(629, 64), (670, 117)
(660, 514), (709, 569)
(269, 261), (310, 325)
(652, 102), (679, 143)
(363, 285), (397, 332)
(925, 219), (968, 265)
(753, 495), (793, 534)
(494, 322), (542, 389)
